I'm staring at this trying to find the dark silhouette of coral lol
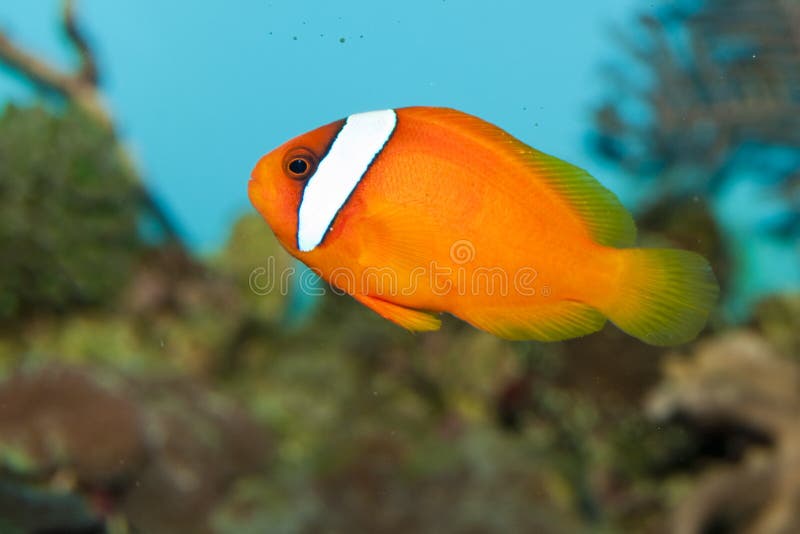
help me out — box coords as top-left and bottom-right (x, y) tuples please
(647, 331), (800, 534)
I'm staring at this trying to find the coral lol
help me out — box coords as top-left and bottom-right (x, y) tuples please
(0, 366), (146, 485)
(646, 330), (800, 534)
(753, 293), (800, 360)
(0, 365), (269, 533)
(0, 105), (142, 320)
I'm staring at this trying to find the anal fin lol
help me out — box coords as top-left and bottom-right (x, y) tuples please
(458, 300), (606, 342)
(353, 294), (442, 332)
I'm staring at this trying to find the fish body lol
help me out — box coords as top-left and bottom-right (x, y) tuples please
(249, 107), (718, 345)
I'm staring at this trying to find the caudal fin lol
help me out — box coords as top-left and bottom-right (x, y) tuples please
(603, 248), (719, 346)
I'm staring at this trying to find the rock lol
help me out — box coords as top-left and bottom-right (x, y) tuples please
(0, 366), (146, 486)
(753, 293), (800, 360)
(0, 365), (270, 533)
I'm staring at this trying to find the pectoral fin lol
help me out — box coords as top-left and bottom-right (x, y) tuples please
(352, 294), (441, 332)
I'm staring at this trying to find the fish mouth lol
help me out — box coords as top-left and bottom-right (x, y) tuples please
(247, 177), (265, 209)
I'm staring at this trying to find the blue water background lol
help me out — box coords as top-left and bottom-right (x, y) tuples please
(1, 0), (797, 318)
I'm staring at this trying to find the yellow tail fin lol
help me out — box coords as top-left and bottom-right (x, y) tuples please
(603, 248), (719, 346)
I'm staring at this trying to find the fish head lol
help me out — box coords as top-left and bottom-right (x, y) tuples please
(248, 118), (345, 254)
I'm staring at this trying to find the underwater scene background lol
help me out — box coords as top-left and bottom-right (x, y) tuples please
(0, 1), (798, 532)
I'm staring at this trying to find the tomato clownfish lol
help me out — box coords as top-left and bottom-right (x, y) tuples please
(249, 107), (718, 346)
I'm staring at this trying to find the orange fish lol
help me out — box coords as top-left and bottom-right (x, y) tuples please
(249, 107), (718, 345)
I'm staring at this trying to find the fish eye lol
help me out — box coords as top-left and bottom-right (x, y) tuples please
(283, 148), (317, 180)
(288, 158), (308, 175)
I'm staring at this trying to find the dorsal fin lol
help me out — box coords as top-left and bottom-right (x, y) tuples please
(403, 107), (637, 247)
(523, 149), (637, 246)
